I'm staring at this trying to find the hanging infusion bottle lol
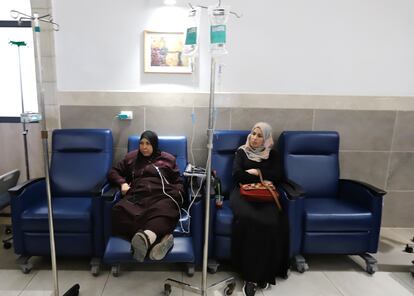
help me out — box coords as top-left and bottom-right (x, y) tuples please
(208, 6), (230, 56)
(183, 7), (201, 57)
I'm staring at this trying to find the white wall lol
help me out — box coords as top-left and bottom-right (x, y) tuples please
(53, 0), (414, 96)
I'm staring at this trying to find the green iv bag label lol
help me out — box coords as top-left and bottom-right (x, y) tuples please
(185, 27), (197, 45)
(210, 25), (226, 44)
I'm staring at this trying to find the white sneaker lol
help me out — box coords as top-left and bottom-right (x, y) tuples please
(131, 231), (149, 262)
(148, 234), (174, 260)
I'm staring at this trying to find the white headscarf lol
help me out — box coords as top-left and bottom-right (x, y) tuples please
(240, 122), (274, 162)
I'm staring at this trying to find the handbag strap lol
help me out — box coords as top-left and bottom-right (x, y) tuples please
(258, 170), (282, 211)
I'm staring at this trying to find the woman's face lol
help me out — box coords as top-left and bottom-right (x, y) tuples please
(139, 138), (153, 157)
(249, 127), (264, 149)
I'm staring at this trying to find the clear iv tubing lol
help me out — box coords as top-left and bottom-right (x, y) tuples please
(153, 164), (191, 233)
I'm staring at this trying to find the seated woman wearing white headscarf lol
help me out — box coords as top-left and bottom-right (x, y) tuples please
(230, 122), (289, 296)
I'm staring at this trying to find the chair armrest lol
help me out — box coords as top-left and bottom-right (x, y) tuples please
(279, 178), (305, 200)
(102, 185), (120, 201)
(91, 179), (109, 197)
(340, 179), (386, 197)
(339, 179), (385, 211)
(8, 178), (45, 197)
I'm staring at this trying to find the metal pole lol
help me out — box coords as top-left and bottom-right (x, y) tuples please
(16, 45), (31, 180)
(33, 13), (59, 296)
(201, 57), (216, 295)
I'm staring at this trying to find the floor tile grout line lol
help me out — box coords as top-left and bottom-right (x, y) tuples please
(100, 271), (111, 296)
(322, 271), (347, 296)
(19, 269), (38, 296)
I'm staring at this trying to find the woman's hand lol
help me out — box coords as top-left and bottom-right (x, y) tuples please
(121, 183), (131, 196)
(245, 169), (259, 176)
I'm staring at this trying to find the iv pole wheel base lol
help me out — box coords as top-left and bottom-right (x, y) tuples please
(164, 283), (172, 296)
(224, 282), (236, 295)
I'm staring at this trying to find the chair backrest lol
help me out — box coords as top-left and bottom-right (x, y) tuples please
(278, 131), (339, 198)
(128, 135), (187, 175)
(50, 129), (113, 197)
(0, 169), (19, 209)
(212, 130), (250, 196)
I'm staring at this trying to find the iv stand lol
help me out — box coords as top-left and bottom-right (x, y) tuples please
(10, 10), (80, 296)
(165, 4), (242, 295)
(164, 57), (236, 296)
(9, 41), (30, 181)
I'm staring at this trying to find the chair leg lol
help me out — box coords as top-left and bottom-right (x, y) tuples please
(185, 263), (195, 277)
(16, 255), (33, 274)
(111, 264), (120, 277)
(207, 258), (219, 274)
(90, 257), (101, 276)
(360, 253), (378, 275)
(293, 255), (309, 273)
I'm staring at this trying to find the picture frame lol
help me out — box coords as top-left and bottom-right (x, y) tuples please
(143, 31), (192, 74)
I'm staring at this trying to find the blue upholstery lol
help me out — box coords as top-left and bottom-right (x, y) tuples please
(10, 129), (113, 260)
(210, 130), (250, 260)
(278, 131), (385, 268)
(103, 135), (204, 270)
(128, 135), (187, 174)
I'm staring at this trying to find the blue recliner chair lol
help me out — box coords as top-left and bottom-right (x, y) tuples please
(208, 130), (249, 271)
(103, 135), (203, 277)
(9, 129), (113, 275)
(278, 131), (386, 274)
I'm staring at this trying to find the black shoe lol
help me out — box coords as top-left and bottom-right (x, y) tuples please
(258, 282), (270, 290)
(242, 282), (257, 296)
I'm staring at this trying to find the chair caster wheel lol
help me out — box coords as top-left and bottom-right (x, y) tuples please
(111, 265), (120, 277)
(164, 283), (171, 296)
(366, 264), (378, 275)
(297, 263), (308, 273)
(3, 242), (11, 249)
(91, 265), (100, 276)
(21, 266), (32, 274)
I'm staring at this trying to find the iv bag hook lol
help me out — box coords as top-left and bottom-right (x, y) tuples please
(10, 10), (60, 31)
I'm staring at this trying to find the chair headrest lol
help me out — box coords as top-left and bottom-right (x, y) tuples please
(213, 130), (250, 153)
(128, 135), (187, 156)
(279, 131), (339, 155)
(53, 129), (113, 153)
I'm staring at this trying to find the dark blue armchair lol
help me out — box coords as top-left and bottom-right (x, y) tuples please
(10, 129), (113, 275)
(278, 131), (386, 274)
(103, 135), (203, 277)
(208, 130), (249, 272)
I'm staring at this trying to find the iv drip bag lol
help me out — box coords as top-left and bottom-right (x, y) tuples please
(208, 6), (230, 56)
(183, 7), (201, 57)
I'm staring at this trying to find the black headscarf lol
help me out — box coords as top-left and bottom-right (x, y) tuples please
(138, 130), (161, 158)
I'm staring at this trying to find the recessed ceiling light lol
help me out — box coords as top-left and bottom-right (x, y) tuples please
(164, 0), (177, 5)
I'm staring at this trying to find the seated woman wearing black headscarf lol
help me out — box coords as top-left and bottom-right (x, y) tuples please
(230, 122), (289, 296)
(107, 130), (184, 262)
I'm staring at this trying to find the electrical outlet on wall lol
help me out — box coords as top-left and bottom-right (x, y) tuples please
(117, 111), (133, 120)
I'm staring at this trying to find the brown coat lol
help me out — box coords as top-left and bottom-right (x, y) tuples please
(108, 150), (184, 239)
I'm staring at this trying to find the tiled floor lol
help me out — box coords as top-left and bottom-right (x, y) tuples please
(0, 228), (413, 296)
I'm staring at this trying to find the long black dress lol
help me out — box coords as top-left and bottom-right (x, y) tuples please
(230, 148), (289, 285)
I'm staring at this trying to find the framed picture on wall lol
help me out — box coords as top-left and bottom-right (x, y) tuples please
(143, 31), (192, 73)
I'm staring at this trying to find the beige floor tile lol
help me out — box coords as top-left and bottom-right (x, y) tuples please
(103, 270), (183, 296)
(0, 269), (36, 295)
(263, 271), (342, 296)
(181, 270), (247, 296)
(325, 271), (414, 296)
(20, 270), (108, 296)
